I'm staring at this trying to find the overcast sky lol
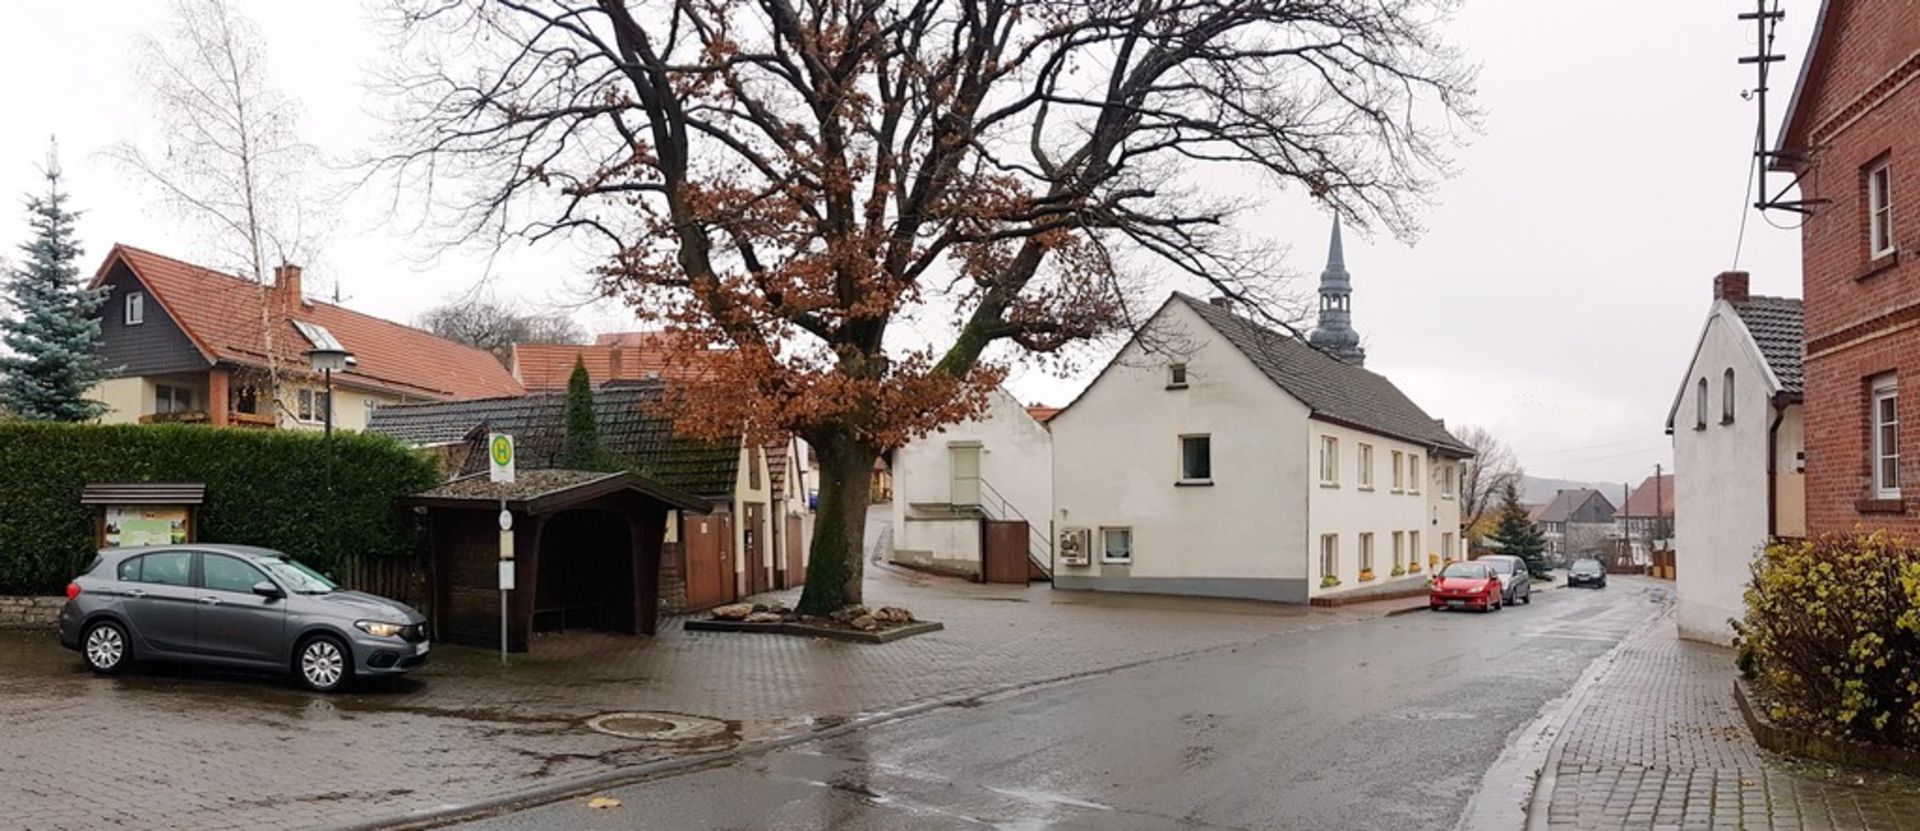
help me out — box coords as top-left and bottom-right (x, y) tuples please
(0, 1), (1812, 487)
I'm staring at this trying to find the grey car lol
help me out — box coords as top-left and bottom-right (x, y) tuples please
(1477, 554), (1533, 605)
(58, 544), (429, 692)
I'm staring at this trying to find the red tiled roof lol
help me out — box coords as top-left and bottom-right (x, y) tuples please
(96, 245), (523, 401)
(511, 332), (708, 390)
(1026, 406), (1061, 423)
(1620, 474), (1676, 518)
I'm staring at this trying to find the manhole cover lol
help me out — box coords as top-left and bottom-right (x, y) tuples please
(586, 711), (730, 742)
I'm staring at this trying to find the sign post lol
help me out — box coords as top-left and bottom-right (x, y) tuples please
(490, 433), (515, 665)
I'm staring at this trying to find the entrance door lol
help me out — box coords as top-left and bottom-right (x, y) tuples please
(982, 520), (1031, 584)
(744, 502), (768, 596)
(950, 444), (981, 506)
(682, 512), (733, 610)
(784, 515), (806, 588)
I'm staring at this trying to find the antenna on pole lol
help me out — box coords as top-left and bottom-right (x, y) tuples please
(1740, 0), (1825, 215)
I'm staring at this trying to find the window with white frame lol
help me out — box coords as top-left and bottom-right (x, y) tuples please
(1873, 374), (1900, 499)
(1358, 443), (1374, 489)
(1392, 531), (1405, 569)
(1408, 455), (1422, 494)
(1101, 527), (1133, 563)
(153, 384), (194, 415)
(1359, 533), (1375, 573)
(1410, 530), (1421, 563)
(1320, 534), (1338, 579)
(1320, 435), (1339, 485)
(125, 291), (145, 325)
(296, 388), (330, 423)
(1441, 462), (1456, 498)
(1442, 532), (1455, 561)
(1868, 159), (1895, 259)
(1167, 363), (1188, 388)
(1180, 435), (1212, 482)
(1391, 450), (1404, 492)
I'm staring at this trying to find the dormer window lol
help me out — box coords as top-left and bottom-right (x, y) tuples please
(1167, 363), (1188, 389)
(125, 291), (145, 325)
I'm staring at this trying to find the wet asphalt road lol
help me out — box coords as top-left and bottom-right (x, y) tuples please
(459, 579), (1669, 831)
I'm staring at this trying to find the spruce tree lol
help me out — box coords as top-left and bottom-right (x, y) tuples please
(0, 149), (109, 421)
(1488, 481), (1550, 578)
(560, 356), (607, 470)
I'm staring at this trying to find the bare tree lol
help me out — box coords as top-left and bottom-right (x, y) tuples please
(1457, 424), (1521, 541)
(110, 0), (331, 417)
(417, 296), (588, 364)
(375, 0), (1478, 611)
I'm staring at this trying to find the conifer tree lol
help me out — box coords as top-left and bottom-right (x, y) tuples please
(0, 147), (109, 421)
(1488, 482), (1550, 578)
(560, 357), (607, 470)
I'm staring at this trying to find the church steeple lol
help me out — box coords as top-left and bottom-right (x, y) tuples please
(1308, 215), (1366, 367)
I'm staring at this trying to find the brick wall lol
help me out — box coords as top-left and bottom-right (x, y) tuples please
(1790, 1), (1920, 534)
(0, 597), (64, 629)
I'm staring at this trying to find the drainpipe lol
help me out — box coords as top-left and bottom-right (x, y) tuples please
(1765, 394), (1787, 538)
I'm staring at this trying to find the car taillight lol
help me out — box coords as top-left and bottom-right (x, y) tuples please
(65, 582), (82, 600)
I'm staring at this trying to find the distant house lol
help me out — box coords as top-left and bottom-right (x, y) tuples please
(86, 245), (522, 430)
(888, 388), (1052, 581)
(1615, 474), (1677, 564)
(1668, 271), (1804, 645)
(368, 381), (810, 612)
(509, 332), (701, 390)
(1050, 220), (1473, 603)
(1534, 489), (1616, 564)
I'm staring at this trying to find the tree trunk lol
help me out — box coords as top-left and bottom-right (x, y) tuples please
(796, 434), (878, 614)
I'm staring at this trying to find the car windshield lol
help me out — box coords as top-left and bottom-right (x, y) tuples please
(259, 558), (337, 594)
(1573, 560), (1603, 573)
(1441, 563), (1489, 579)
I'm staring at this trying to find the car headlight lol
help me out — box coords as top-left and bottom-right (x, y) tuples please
(355, 620), (405, 638)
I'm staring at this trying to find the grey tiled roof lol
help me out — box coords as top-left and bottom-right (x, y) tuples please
(1732, 296), (1803, 395)
(1535, 489), (1616, 524)
(368, 382), (741, 499)
(1174, 294), (1475, 456)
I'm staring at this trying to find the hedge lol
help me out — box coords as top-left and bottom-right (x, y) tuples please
(0, 422), (440, 595)
(1735, 533), (1920, 748)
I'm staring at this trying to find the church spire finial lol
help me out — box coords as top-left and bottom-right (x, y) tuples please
(1307, 214), (1366, 367)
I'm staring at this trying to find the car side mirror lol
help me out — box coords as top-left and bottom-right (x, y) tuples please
(252, 580), (285, 600)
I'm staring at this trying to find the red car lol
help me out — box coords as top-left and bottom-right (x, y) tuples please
(1430, 561), (1503, 612)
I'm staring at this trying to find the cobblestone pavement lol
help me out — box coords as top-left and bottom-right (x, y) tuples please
(1540, 612), (1920, 830)
(0, 565), (1413, 831)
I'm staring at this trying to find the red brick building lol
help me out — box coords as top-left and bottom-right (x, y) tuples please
(1777, 0), (1920, 533)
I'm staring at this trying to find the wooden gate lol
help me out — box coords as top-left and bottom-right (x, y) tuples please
(744, 502), (769, 596)
(982, 520), (1031, 584)
(682, 511), (734, 611)
(784, 514), (806, 588)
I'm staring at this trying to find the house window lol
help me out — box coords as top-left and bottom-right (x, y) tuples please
(364, 399), (378, 425)
(1442, 532), (1455, 561)
(1408, 455), (1422, 494)
(1101, 527), (1133, 563)
(235, 385), (259, 415)
(1410, 530), (1421, 563)
(1167, 363), (1188, 389)
(1359, 533), (1375, 573)
(1873, 374), (1900, 499)
(1357, 444), (1374, 489)
(1179, 435), (1212, 482)
(153, 384), (194, 415)
(1723, 368), (1736, 424)
(1392, 531), (1405, 569)
(1391, 451), (1404, 492)
(1868, 159), (1895, 259)
(1320, 534), (1339, 579)
(124, 291), (145, 325)
(296, 388), (329, 423)
(1441, 462), (1456, 499)
(1320, 435), (1339, 485)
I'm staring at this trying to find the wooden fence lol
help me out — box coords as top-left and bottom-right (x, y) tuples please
(334, 554), (431, 613)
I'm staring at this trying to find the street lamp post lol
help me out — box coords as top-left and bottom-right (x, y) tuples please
(305, 346), (351, 439)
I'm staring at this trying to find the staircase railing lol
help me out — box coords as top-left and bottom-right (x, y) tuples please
(956, 474), (1051, 578)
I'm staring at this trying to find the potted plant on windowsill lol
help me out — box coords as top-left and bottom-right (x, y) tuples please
(1320, 574), (1341, 589)
(1358, 568), (1375, 582)
(1408, 560), (1422, 573)
(1390, 564), (1406, 577)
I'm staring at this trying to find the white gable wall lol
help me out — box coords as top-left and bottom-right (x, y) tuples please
(1052, 300), (1314, 600)
(890, 388), (1053, 576)
(1674, 304), (1778, 645)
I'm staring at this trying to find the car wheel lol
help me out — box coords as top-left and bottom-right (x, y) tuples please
(83, 620), (130, 675)
(296, 635), (352, 693)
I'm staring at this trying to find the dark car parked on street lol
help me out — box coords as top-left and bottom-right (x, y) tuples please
(59, 544), (429, 692)
(1567, 558), (1608, 589)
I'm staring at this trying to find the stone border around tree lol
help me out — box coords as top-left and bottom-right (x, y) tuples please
(1734, 677), (1920, 777)
(684, 618), (944, 644)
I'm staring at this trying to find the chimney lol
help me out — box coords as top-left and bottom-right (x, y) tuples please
(273, 264), (304, 308)
(1209, 296), (1234, 311)
(1713, 271), (1749, 304)
(607, 344), (624, 383)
